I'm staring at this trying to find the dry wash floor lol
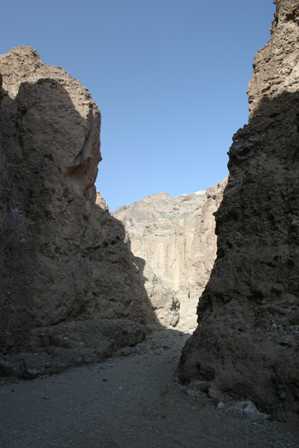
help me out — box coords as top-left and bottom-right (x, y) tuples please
(0, 330), (298, 448)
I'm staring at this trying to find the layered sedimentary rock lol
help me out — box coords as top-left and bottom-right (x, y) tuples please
(178, 0), (299, 417)
(0, 47), (156, 377)
(115, 182), (225, 330)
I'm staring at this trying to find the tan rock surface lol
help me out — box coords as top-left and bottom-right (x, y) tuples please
(178, 0), (299, 418)
(0, 47), (156, 377)
(115, 181), (225, 330)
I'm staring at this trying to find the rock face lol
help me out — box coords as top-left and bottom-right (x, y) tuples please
(115, 182), (225, 330)
(178, 0), (299, 417)
(0, 47), (156, 377)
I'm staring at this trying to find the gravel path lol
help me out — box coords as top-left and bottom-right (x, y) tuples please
(1, 330), (298, 448)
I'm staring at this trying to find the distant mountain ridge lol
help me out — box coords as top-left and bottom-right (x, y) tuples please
(115, 180), (226, 330)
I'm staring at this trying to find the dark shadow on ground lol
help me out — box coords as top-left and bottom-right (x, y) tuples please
(1, 327), (299, 448)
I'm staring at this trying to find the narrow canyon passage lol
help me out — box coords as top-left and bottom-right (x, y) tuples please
(1, 2), (299, 446)
(1, 330), (298, 448)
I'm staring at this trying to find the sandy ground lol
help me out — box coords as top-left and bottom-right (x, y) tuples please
(0, 330), (298, 448)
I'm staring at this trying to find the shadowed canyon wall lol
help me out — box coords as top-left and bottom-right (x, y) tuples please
(0, 47), (157, 377)
(115, 182), (225, 330)
(178, 0), (299, 417)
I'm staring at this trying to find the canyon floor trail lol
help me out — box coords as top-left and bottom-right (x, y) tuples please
(0, 330), (298, 448)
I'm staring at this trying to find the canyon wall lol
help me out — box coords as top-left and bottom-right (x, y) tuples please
(178, 0), (299, 417)
(115, 181), (225, 330)
(0, 47), (156, 377)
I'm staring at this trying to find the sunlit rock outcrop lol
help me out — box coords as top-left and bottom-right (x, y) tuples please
(115, 181), (225, 330)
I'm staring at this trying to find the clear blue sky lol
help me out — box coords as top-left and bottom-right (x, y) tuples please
(1, 1), (274, 210)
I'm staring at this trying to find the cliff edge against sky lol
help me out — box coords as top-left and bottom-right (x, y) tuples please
(178, 0), (299, 418)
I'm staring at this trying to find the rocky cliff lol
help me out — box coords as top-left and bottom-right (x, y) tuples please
(178, 0), (299, 418)
(115, 181), (225, 330)
(0, 47), (156, 377)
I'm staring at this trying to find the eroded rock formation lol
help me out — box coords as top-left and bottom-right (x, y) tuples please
(0, 47), (156, 377)
(115, 182), (225, 330)
(178, 0), (299, 417)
